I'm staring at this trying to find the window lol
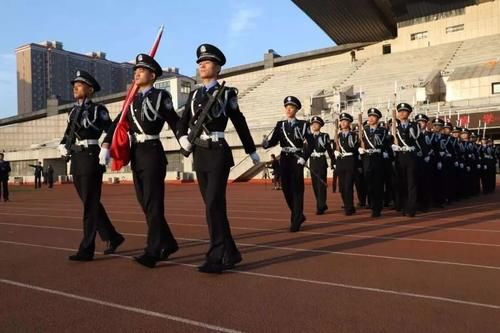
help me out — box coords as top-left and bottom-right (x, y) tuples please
(492, 82), (500, 94)
(154, 80), (170, 91)
(410, 31), (428, 41)
(180, 81), (191, 94)
(382, 44), (391, 55)
(446, 24), (464, 34)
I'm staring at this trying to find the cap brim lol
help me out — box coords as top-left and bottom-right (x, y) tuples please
(196, 55), (224, 66)
(284, 102), (301, 110)
(70, 78), (100, 92)
(134, 63), (162, 77)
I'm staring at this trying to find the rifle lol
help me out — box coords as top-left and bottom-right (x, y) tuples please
(180, 81), (227, 157)
(333, 118), (340, 153)
(358, 112), (366, 149)
(391, 104), (399, 146)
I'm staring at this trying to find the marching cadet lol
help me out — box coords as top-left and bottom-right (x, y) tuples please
(391, 103), (420, 217)
(469, 132), (481, 196)
(480, 137), (496, 194)
(460, 128), (473, 198)
(352, 124), (367, 208)
(441, 121), (456, 204)
(59, 70), (124, 261)
(103, 55), (179, 268)
(451, 126), (465, 201)
(0, 152), (10, 202)
(178, 44), (260, 273)
(414, 113), (432, 212)
(430, 118), (446, 208)
(379, 121), (395, 208)
(358, 108), (389, 217)
(263, 96), (312, 230)
(309, 116), (335, 215)
(488, 138), (498, 193)
(334, 112), (359, 216)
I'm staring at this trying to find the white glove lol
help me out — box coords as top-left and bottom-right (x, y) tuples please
(476, 164), (481, 170)
(391, 144), (401, 152)
(424, 156), (430, 163)
(437, 162), (442, 170)
(446, 153), (452, 158)
(334, 151), (341, 158)
(99, 147), (110, 166)
(439, 151), (445, 157)
(58, 144), (68, 157)
(454, 161), (459, 167)
(484, 165), (487, 170)
(408, 146), (416, 152)
(383, 152), (389, 159)
(297, 157), (306, 165)
(179, 135), (192, 152)
(250, 151), (260, 165)
(466, 166), (471, 172)
(358, 147), (366, 155)
(460, 163), (464, 169)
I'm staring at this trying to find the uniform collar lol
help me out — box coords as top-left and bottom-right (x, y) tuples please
(204, 80), (218, 92)
(139, 86), (153, 97)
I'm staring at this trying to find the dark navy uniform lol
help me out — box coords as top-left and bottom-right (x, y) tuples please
(61, 70), (123, 260)
(105, 55), (179, 267)
(360, 108), (390, 217)
(263, 96), (313, 230)
(429, 118), (446, 207)
(0, 155), (10, 202)
(391, 103), (421, 217)
(335, 113), (359, 216)
(414, 114), (432, 212)
(178, 44), (258, 272)
(309, 116), (335, 215)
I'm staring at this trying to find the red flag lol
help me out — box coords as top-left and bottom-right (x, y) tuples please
(482, 113), (495, 124)
(110, 26), (164, 171)
(459, 115), (469, 127)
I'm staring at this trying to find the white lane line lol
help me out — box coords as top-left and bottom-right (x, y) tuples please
(0, 279), (243, 333)
(1, 222), (500, 271)
(1, 212), (499, 248)
(3, 204), (500, 234)
(1, 240), (500, 311)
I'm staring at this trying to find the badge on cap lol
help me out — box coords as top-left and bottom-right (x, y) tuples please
(287, 97), (292, 102)
(76, 70), (80, 76)
(138, 54), (143, 61)
(200, 45), (207, 53)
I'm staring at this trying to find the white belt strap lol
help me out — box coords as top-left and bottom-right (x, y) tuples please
(366, 148), (381, 154)
(200, 131), (225, 141)
(75, 139), (99, 147)
(311, 151), (326, 157)
(282, 147), (302, 153)
(133, 133), (160, 143)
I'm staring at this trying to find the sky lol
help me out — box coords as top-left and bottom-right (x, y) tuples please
(0, 0), (334, 119)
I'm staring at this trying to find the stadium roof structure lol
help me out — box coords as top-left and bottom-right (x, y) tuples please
(292, 0), (492, 44)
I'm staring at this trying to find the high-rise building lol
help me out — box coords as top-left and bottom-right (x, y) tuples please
(16, 41), (134, 115)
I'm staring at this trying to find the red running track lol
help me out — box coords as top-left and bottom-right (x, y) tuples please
(0, 182), (499, 332)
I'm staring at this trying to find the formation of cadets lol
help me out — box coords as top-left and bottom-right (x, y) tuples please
(265, 101), (498, 223)
(55, 42), (497, 273)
